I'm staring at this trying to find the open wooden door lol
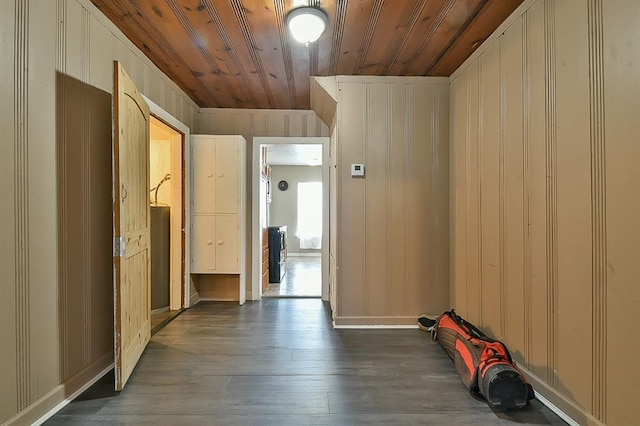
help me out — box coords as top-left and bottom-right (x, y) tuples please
(112, 61), (151, 391)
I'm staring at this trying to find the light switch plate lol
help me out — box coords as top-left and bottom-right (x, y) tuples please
(351, 163), (365, 177)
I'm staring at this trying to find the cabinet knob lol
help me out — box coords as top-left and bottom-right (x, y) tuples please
(217, 240), (224, 246)
(206, 240), (213, 245)
(207, 174), (213, 178)
(218, 173), (224, 178)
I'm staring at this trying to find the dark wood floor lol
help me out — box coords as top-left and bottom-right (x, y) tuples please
(263, 256), (321, 297)
(46, 299), (566, 425)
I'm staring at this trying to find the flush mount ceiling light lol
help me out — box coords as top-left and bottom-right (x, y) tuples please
(286, 6), (328, 45)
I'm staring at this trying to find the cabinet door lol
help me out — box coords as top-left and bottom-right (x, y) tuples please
(215, 215), (239, 272)
(192, 138), (216, 213)
(191, 215), (215, 271)
(215, 137), (239, 214)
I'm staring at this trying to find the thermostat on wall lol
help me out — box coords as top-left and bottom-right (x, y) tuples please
(351, 163), (365, 177)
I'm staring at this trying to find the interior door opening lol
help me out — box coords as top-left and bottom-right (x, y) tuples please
(255, 140), (328, 299)
(149, 116), (185, 333)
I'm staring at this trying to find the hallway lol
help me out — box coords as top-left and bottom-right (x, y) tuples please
(46, 299), (566, 425)
(263, 255), (322, 297)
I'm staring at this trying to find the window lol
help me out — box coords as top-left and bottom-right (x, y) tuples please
(297, 182), (322, 249)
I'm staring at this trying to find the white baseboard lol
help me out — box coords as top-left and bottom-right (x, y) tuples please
(333, 323), (418, 329)
(518, 365), (603, 426)
(33, 361), (113, 426)
(287, 253), (321, 257)
(534, 391), (580, 426)
(2, 354), (114, 426)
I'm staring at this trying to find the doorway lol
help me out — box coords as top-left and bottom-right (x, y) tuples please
(252, 137), (330, 300)
(149, 115), (185, 333)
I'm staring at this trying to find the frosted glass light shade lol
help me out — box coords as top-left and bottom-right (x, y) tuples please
(286, 7), (328, 44)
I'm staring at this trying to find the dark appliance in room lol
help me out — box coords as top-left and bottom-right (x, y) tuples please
(268, 225), (287, 283)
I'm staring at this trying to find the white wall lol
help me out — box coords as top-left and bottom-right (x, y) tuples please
(269, 166), (323, 254)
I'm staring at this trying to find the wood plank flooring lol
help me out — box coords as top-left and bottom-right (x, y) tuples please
(45, 299), (567, 425)
(263, 256), (321, 297)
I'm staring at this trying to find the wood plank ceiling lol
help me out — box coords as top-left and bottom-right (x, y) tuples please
(91, 0), (523, 109)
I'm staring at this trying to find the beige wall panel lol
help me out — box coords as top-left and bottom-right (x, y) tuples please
(407, 84), (433, 314)
(478, 42), (502, 338)
(603, 2), (640, 424)
(268, 113), (287, 137)
(29, 0), (61, 400)
(334, 78), (450, 321)
(365, 83), (390, 315)
(116, 39), (133, 79)
(1, 0), (198, 422)
(452, 74), (468, 313)
(435, 84), (450, 312)
(525, 0), (550, 379)
(501, 18), (526, 362)
(337, 82), (366, 316)
(64, 0), (85, 82)
(388, 84), (409, 315)
(464, 61), (481, 326)
(89, 14), (115, 92)
(0, 1), (18, 422)
(148, 71), (166, 109)
(553, 0), (593, 410)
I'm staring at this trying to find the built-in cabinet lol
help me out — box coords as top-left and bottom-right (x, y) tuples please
(190, 135), (246, 304)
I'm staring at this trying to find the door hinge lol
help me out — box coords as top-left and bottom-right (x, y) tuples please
(114, 236), (126, 257)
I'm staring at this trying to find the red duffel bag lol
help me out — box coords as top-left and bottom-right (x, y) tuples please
(419, 310), (534, 410)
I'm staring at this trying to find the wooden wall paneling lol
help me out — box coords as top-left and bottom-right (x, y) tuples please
(464, 60), (481, 325)
(87, 81), (114, 362)
(586, 0), (607, 421)
(525, 0), (549, 380)
(501, 17), (526, 362)
(64, 0), (85, 82)
(58, 73), (87, 380)
(553, 0), (593, 411)
(115, 39), (133, 83)
(478, 41), (501, 337)
(365, 83), (388, 316)
(389, 84), (408, 315)
(408, 84), (433, 314)
(603, 2), (640, 424)
(29, 0), (60, 401)
(89, 14), (116, 92)
(337, 82), (366, 317)
(435, 84), (451, 312)
(452, 73), (468, 313)
(0, 0), (18, 421)
(148, 70), (166, 111)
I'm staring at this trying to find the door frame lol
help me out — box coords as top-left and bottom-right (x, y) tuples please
(251, 136), (330, 301)
(143, 95), (193, 308)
